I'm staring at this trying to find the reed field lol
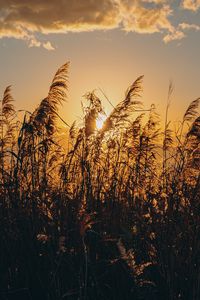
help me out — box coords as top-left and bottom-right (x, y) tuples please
(0, 62), (200, 300)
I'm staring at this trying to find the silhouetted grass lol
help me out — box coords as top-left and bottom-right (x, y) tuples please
(0, 62), (199, 300)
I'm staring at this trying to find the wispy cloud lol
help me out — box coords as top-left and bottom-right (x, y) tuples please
(43, 41), (55, 51)
(0, 0), (120, 49)
(182, 0), (200, 11)
(179, 22), (200, 30)
(120, 1), (173, 34)
(0, 0), (199, 48)
(163, 30), (185, 43)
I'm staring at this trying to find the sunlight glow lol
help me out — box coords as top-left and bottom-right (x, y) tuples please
(96, 114), (107, 130)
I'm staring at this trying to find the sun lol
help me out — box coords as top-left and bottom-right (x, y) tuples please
(96, 114), (107, 130)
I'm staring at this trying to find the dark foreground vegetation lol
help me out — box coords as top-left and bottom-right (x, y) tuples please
(0, 63), (200, 300)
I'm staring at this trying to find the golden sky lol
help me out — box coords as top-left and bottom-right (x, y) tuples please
(0, 0), (200, 126)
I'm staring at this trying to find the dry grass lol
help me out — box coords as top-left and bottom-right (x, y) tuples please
(0, 62), (199, 300)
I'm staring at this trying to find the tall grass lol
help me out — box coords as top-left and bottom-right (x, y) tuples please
(0, 62), (199, 300)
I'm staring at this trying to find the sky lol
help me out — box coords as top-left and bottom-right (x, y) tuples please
(0, 0), (200, 126)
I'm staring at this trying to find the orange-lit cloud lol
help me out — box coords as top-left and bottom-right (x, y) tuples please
(0, 0), (120, 48)
(0, 0), (199, 48)
(120, 1), (173, 33)
(182, 0), (200, 11)
(163, 30), (185, 43)
(179, 22), (200, 30)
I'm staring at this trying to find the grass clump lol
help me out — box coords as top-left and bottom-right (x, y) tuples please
(0, 62), (199, 300)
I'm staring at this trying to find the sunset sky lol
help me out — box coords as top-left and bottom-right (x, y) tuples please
(0, 0), (200, 126)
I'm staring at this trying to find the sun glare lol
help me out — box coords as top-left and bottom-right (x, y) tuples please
(96, 114), (107, 130)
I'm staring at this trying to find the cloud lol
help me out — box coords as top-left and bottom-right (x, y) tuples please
(179, 22), (200, 30)
(163, 30), (185, 43)
(0, 0), (120, 33)
(0, 0), (197, 47)
(119, 1), (186, 42)
(0, 0), (121, 48)
(120, 1), (173, 34)
(28, 36), (41, 48)
(182, 0), (200, 11)
(43, 41), (55, 51)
